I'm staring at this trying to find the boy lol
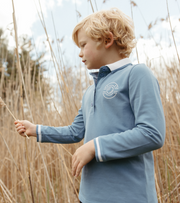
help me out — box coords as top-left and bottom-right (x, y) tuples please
(15, 8), (166, 203)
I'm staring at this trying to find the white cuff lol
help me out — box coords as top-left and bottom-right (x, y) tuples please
(38, 125), (42, 142)
(95, 138), (103, 162)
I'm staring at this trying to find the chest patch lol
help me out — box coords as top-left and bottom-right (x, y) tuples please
(103, 82), (119, 99)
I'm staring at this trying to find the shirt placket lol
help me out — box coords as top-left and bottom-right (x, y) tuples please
(90, 66), (111, 114)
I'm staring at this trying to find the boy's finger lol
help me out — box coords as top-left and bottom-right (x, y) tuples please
(20, 132), (26, 137)
(72, 159), (79, 176)
(14, 120), (23, 126)
(14, 120), (21, 124)
(18, 128), (26, 134)
(15, 124), (24, 129)
(16, 126), (25, 131)
(16, 125), (25, 131)
(14, 120), (18, 124)
(15, 123), (22, 127)
(75, 163), (83, 177)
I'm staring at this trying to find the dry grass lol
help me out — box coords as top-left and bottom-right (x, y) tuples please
(0, 0), (180, 202)
(0, 62), (86, 202)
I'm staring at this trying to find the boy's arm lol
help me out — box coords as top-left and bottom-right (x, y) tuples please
(94, 64), (166, 162)
(37, 107), (85, 143)
(15, 105), (93, 177)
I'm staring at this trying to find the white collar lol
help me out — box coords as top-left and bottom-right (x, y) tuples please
(89, 58), (132, 73)
(106, 58), (132, 71)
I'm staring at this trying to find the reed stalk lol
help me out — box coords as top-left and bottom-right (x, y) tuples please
(130, 0), (140, 63)
(89, 0), (94, 13)
(0, 184), (6, 203)
(166, 0), (180, 66)
(11, 1), (34, 202)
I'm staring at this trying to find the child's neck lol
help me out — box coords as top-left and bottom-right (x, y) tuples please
(103, 44), (125, 65)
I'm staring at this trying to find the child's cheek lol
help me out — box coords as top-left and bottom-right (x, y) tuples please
(87, 49), (95, 60)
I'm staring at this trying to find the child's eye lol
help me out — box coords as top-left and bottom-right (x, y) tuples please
(81, 43), (86, 48)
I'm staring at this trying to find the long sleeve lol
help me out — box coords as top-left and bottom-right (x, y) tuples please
(37, 107), (85, 143)
(94, 64), (166, 162)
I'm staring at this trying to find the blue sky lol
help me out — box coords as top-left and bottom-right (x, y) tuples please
(0, 0), (180, 73)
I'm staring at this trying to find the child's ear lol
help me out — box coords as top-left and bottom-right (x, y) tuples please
(104, 32), (114, 49)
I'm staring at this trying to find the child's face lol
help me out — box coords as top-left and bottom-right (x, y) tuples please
(78, 29), (106, 70)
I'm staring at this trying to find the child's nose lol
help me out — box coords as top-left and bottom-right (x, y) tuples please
(79, 50), (83, 58)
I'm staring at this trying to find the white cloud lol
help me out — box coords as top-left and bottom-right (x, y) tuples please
(150, 16), (180, 43)
(57, 0), (63, 6)
(0, 0), (56, 49)
(48, 0), (55, 8)
(133, 15), (180, 67)
(134, 36), (180, 70)
(72, 0), (82, 5)
(161, 16), (180, 32)
(57, 0), (82, 6)
(34, 34), (54, 56)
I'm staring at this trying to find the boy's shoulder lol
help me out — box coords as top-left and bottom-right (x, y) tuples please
(128, 63), (156, 81)
(111, 63), (155, 81)
(128, 63), (159, 92)
(132, 63), (148, 69)
(130, 63), (153, 74)
(112, 63), (158, 90)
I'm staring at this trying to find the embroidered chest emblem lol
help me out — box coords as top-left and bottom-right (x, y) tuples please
(103, 82), (119, 99)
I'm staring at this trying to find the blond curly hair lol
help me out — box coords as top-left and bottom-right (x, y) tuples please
(72, 8), (136, 58)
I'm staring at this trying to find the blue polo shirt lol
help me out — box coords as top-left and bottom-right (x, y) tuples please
(36, 58), (166, 203)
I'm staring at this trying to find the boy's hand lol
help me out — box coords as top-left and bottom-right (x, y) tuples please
(14, 120), (37, 137)
(72, 140), (95, 177)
